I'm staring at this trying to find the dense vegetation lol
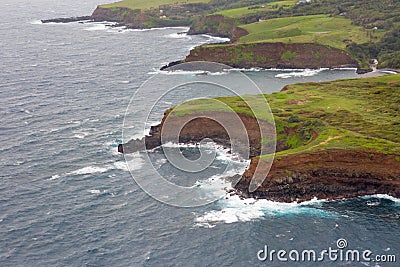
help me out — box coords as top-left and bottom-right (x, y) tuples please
(221, 0), (400, 68)
(100, 0), (400, 68)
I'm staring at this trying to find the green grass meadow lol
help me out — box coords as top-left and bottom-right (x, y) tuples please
(239, 14), (378, 50)
(168, 74), (400, 157)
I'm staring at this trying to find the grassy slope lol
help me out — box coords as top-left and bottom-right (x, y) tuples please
(169, 74), (400, 158)
(99, 0), (397, 68)
(214, 0), (296, 18)
(238, 14), (376, 50)
(100, 0), (209, 9)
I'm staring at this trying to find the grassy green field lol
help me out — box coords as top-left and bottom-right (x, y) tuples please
(214, 0), (296, 18)
(100, 0), (209, 10)
(238, 14), (380, 49)
(99, 0), (398, 69)
(169, 74), (400, 157)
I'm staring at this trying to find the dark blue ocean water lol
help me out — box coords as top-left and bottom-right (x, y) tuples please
(1, 0), (399, 266)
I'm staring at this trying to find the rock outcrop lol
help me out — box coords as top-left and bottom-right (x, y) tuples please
(91, 6), (146, 28)
(118, 111), (275, 158)
(41, 16), (92, 23)
(184, 42), (358, 69)
(237, 151), (400, 202)
(118, 109), (400, 203)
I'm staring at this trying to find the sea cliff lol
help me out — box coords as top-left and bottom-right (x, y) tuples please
(91, 6), (146, 28)
(183, 42), (358, 69)
(119, 74), (400, 203)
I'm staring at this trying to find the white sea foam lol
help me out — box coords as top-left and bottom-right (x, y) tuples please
(298, 196), (329, 206)
(228, 67), (263, 72)
(194, 165), (329, 227)
(165, 32), (191, 39)
(51, 166), (106, 179)
(68, 120), (82, 125)
(155, 158), (168, 165)
(363, 194), (400, 204)
(129, 28), (153, 32)
(88, 189), (101, 194)
(201, 34), (230, 43)
(104, 141), (121, 156)
(332, 67), (358, 71)
(49, 128), (60, 133)
(193, 167), (245, 194)
(380, 70), (398, 74)
(30, 20), (43, 25)
(73, 132), (90, 139)
(152, 69), (228, 76)
(161, 142), (249, 167)
(69, 166), (111, 175)
(366, 200), (380, 206)
(82, 21), (118, 32)
(268, 68), (312, 72)
(106, 27), (129, 33)
(49, 174), (60, 180)
(195, 195), (269, 225)
(125, 153), (146, 171)
(215, 150), (247, 164)
(62, 158), (139, 178)
(195, 194), (330, 227)
(275, 68), (328, 78)
(113, 161), (129, 171)
(84, 24), (107, 31)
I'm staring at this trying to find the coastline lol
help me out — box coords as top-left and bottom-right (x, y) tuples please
(41, 10), (365, 72)
(38, 15), (398, 74)
(40, 6), (399, 203)
(161, 42), (358, 71)
(119, 113), (400, 203)
(119, 74), (400, 203)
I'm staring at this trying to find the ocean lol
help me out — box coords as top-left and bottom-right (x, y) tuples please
(0, 0), (399, 266)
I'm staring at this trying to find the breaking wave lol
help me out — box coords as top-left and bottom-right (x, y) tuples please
(275, 68), (328, 78)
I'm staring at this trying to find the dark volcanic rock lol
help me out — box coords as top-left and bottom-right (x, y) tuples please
(118, 111), (275, 159)
(160, 60), (184, 71)
(41, 16), (93, 23)
(91, 6), (147, 28)
(236, 151), (400, 203)
(356, 68), (373, 74)
(119, 124), (162, 153)
(118, 109), (400, 203)
(162, 42), (359, 71)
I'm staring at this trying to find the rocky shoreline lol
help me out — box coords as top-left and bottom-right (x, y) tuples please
(42, 7), (363, 71)
(41, 16), (93, 24)
(118, 109), (400, 203)
(238, 150), (400, 202)
(183, 42), (358, 70)
(43, 6), (399, 203)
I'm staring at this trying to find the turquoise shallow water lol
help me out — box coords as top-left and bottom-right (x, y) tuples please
(0, 0), (399, 266)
